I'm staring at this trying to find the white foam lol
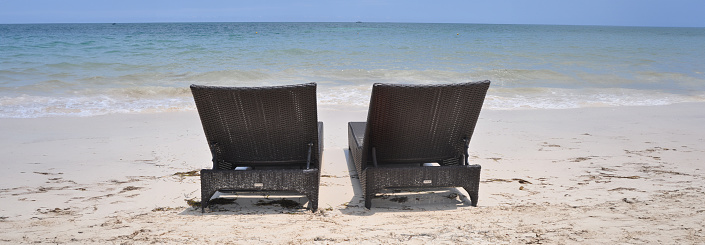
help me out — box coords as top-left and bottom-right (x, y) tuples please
(483, 87), (705, 110)
(0, 94), (195, 118)
(317, 85), (705, 111)
(2, 85), (704, 118)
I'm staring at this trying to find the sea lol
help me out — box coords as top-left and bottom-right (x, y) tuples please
(1, 22), (704, 118)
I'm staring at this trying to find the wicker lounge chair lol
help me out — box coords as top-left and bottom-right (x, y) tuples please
(348, 81), (490, 209)
(191, 83), (323, 212)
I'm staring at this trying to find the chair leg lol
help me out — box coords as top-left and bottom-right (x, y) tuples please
(463, 187), (479, 207)
(201, 190), (216, 213)
(303, 189), (319, 212)
(363, 172), (373, 209)
(309, 197), (318, 212)
(200, 179), (216, 213)
(364, 188), (375, 209)
(201, 193), (209, 213)
(365, 194), (372, 209)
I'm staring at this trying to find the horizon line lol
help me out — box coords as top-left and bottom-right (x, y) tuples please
(1, 21), (703, 28)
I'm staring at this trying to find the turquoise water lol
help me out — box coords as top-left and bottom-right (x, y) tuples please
(1, 22), (704, 118)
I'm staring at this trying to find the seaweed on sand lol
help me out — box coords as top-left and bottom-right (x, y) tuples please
(185, 198), (235, 208)
(174, 170), (200, 177)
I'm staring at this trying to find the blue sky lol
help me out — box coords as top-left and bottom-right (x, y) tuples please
(1, 0), (703, 27)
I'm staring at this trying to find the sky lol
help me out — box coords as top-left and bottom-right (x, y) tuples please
(1, 0), (703, 27)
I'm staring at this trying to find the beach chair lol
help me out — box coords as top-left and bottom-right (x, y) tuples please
(348, 81), (490, 209)
(191, 83), (323, 212)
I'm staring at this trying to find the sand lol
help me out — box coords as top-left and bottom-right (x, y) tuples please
(1, 103), (704, 244)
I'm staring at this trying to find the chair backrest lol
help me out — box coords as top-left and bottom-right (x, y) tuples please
(362, 81), (490, 166)
(191, 83), (319, 169)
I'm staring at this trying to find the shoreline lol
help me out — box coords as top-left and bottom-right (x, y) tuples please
(3, 86), (705, 118)
(1, 103), (704, 243)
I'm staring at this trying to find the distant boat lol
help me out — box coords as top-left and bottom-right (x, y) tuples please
(355, 21), (362, 23)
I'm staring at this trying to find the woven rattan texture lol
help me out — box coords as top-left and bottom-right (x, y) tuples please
(200, 169), (320, 211)
(348, 80), (490, 209)
(191, 83), (322, 212)
(191, 83), (320, 169)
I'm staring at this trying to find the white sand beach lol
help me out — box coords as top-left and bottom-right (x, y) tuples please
(1, 103), (704, 244)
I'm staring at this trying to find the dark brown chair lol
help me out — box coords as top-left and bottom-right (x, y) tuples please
(348, 81), (490, 209)
(191, 83), (323, 212)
